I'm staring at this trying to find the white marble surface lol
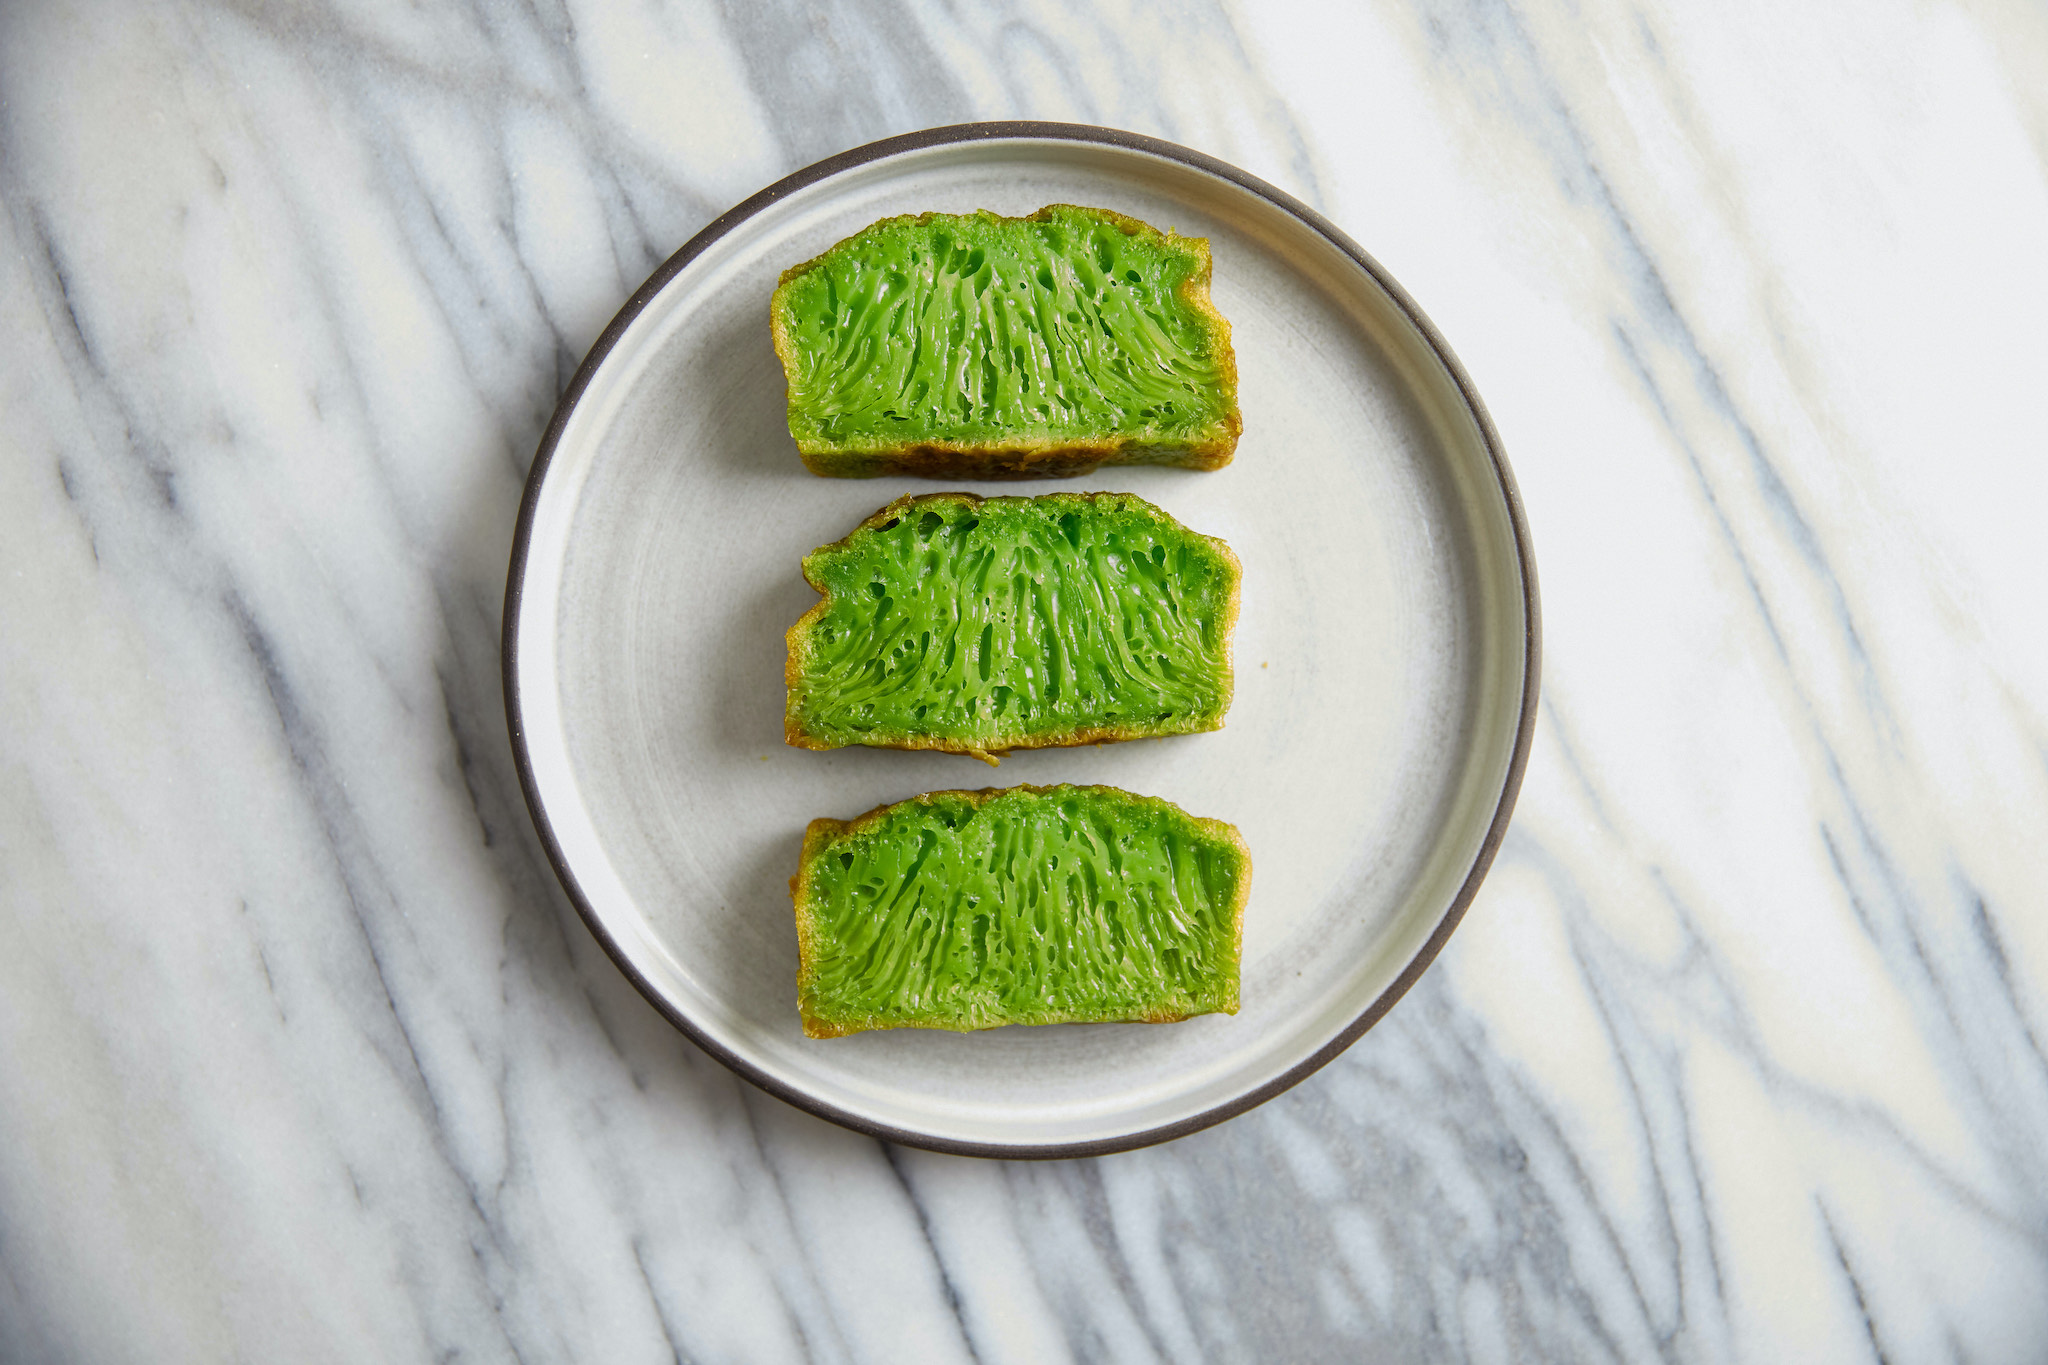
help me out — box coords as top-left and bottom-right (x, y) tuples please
(3, 0), (2045, 1359)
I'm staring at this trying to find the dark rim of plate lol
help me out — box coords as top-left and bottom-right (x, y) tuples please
(502, 120), (1542, 1161)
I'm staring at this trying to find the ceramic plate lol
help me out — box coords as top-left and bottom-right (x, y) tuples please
(505, 123), (1538, 1158)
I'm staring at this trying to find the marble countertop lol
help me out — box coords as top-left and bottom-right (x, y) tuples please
(4, 1), (2045, 1360)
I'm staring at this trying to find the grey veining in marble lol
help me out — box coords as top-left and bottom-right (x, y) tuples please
(4, 0), (2046, 1360)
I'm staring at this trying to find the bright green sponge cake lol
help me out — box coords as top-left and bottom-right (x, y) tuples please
(791, 784), (1250, 1038)
(785, 491), (1240, 764)
(770, 205), (1241, 478)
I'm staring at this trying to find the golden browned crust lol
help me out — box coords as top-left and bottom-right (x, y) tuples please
(789, 816), (844, 1037)
(783, 492), (1241, 763)
(790, 785), (1252, 1038)
(793, 436), (1233, 481)
(771, 206), (1241, 479)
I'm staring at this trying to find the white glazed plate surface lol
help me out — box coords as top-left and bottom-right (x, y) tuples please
(506, 125), (1537, 1157)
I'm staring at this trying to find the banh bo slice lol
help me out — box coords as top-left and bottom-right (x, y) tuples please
(785, 491), (1240, 764)
(771, 205), (1240, 478)
(791, 784), (1250, 1038)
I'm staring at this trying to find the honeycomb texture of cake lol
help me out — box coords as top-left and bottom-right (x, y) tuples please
(771, 205), (1241, 478)
(791, 784), (1250, 1038)
(785, 491), (1240, 763)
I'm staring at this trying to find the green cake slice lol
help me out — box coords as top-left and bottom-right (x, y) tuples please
(771, 204), (1240, 478)
(785, 491), (1240, 763)
(792, 784), (1250, 1038)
